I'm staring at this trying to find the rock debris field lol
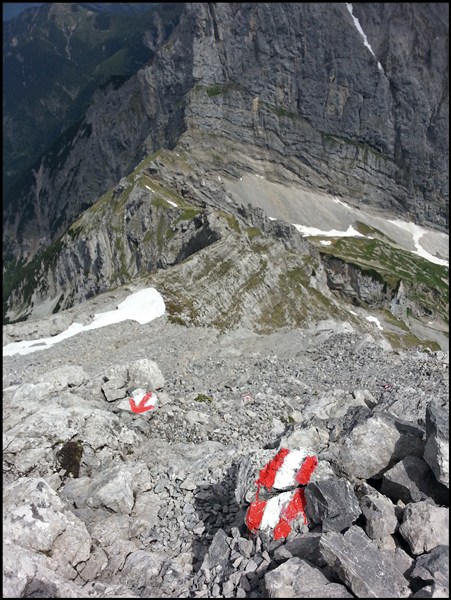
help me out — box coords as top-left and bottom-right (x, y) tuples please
(3, 308), (449, 598)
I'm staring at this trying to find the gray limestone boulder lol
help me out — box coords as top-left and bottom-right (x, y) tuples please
(424, 403), (449, 488)
(305, 477), (361, 532)
(36, 365), (88, 390)
(399, 501), (449, 555)
(3, 542), (87, 598)
(200, 528), (231, 577)
(410, 545), (449, 588)
(331, 411), (425, 480)
(127, 358), (165, 391)
(85, 465), (135, 514)
(273, 532), (322, 565)
(264, 557), (354, 598)
(360, 493), (398, 540)
(3, 478), (91, 577)
(319, 525), (410, 597)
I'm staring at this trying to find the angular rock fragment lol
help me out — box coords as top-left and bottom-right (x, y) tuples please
(319, 525), (410, 597)
(305, 477), (361, 532)
(410, 545), (449, 587)
(264, 557), (354, 598)
(424, 403), (449, 488)
(128, 358), (165, 391)
(399, 501), (449, 555)
(360, 493), (398, 539)
(331, 412), (425, 479)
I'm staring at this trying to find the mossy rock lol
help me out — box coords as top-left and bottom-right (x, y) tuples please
(56, 440), (83, 478)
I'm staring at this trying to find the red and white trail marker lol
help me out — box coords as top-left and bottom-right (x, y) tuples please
(245, 447), (318, 540)
(129, 388), (158, 414)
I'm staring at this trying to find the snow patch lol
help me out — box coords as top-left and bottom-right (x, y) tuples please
(293, 224), (366, 238)
(366, 315), (383, 331)
(3, 288), (166, 357)
(388, 219), (449, 267)
(346, 3), (384, 72)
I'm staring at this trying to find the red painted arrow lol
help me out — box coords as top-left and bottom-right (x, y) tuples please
(129, 391), (155, 414)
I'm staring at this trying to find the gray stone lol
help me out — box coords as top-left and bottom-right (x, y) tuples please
(102, 377), (127, 402)
(332, 411), (425, 480)
(85, 466), (135, 514)
(37, 365), (88, 390)
(305, 477), (361, 532)
(3, 478), (91, 575)
(264, 557), (354, 598)
(410, 545), (449, 586)
(319, 526), (410, 597)
(381, 456), (448, 505)
(201, 529), (230, 575)
(120, 550), (167, 589)
(3, 542), (87, 598)
(424, 403), (449, 488)
(128, 358), (165, 390)
(360, 493), (398, 539)
(399, 501), (449, 555)
(412, 584), (450, 598)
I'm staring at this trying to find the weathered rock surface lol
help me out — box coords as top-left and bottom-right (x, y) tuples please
(2, 310), (449, 598)
(3, 2), (449, 320)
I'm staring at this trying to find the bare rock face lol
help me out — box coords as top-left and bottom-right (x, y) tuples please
(3, 2), (448, 273)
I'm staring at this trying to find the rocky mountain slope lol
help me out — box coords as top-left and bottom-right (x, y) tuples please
(3, 3), (448, 270)
(4, 141), (449, 352)
(3, 299), (449, 598)
(2, 5), (449, 597)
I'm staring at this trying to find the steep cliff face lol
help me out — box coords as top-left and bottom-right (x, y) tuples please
(3, 2), (187, 264)
(3, 2), (449, 327)
(184, 2), (448, 227)
(2, 2), (160, 189)
(4, 3), (448, 265)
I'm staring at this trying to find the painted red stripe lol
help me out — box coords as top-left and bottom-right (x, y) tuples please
(295, 455), (318, 485)
(273, 488), (307, 540)
(245, 498), (267, 533)
(256, 448), (290, 490)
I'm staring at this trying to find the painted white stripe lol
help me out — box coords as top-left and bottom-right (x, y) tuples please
(260, 490), (294, 530)
(273, 449), (310, 489)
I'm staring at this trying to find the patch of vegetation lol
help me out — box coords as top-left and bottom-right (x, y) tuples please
(380, 308), (410, 332)
(266, 104), (299, 119)
(203, 81), (242, 98)
(246, 227), (262, 239)
(152, 196), (173, 210)
(132, 150), (161, 175)
(318, 236), (449, 322)
(194, 393), (214, 403)
(206, 84), (225, 97)
(384, 331), (442, 352)
(353, 221), (395, 244)
(321, 133), (390, 161)
(176, 208), (201, 222)
(219, 212), (241, 233)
